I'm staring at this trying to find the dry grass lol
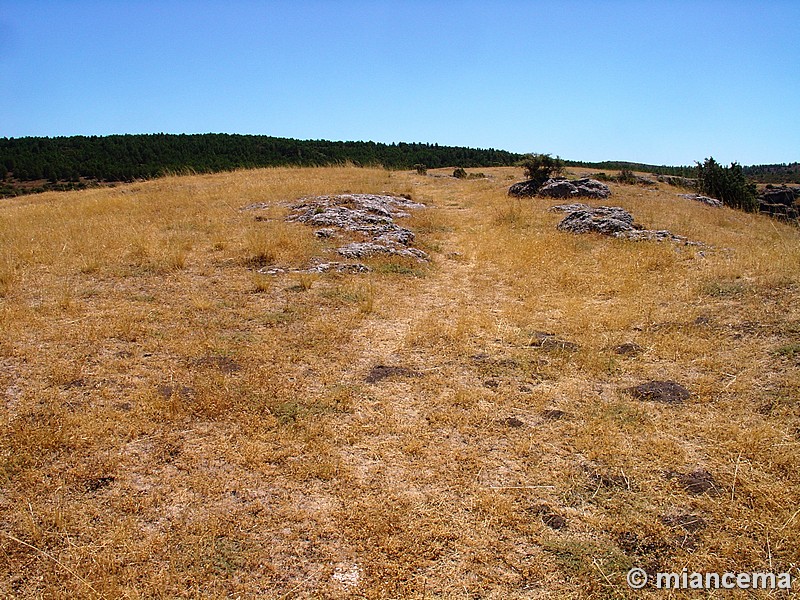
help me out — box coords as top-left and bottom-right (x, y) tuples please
(1, 165), (799, 598)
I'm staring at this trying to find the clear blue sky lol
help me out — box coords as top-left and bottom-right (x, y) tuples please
(2, 0), (798, 166)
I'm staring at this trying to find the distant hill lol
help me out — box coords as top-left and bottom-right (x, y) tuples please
(1, 134), (797, 198)
(0, 133), (521, 197)
(742, 162), (800, 184)
(564, 159), (696, 178)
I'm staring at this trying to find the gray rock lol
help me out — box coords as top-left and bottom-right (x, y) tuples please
(549, 203), (593, 213)
(283, 194), (429, 263)
(573, 178), (612, 199)
(508, 179), (541, 197)
(538, 178), (579, 199)
(537, 177), (611, 199)
(657, 175), (698, 188)
(557, 206), (635, 235)
(259, 262), (371, 275)
(509, 177), (611, 199)
(760, 187), (796, 206)
(677, 194), (723, 208)
(337, 242), (428, 260)
(613, 229), (692, 244)
(554, 204), (704, 245)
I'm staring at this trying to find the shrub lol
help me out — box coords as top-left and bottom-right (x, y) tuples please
(413, 164), (427, 175)
(696, 157), (758, 212)
(518, 153), (564, 189)
(617, 169), (638, 185)
(453, 167), (467, 179)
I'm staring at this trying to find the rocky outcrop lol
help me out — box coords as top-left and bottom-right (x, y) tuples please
(657, 175), (697, 188)
(286, 193), (429, 260)
(539, 177), (611, 199)
(551, 204), (702, 245)
(507, 180), (540, 197)
(758, 186), (799, 221)
(508, 177), (611, 199)
(677, 193), (723, 208)
(554, 205), (635, 235)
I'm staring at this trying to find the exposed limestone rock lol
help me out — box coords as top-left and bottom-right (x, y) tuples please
(677, 193), (723, 208)
(508, 177), (611, 199)
(556, 206), (635, 235)
(337, 242), (428, 260)
(507, 180), (541, 197)
(758, 186), (799, 221)
(657, 175), (697, 188)
(553, 204), (703, 245)
(259, 262), (371, 275)
(614, 229), (694, 244)
(573, 178), (612, 198)
(760, 186), (796, 206)
(283, 193), (429, 262)
(537, 178), (578, 199)
(548, 203), (593, 213)
(539, 177), (611, 199)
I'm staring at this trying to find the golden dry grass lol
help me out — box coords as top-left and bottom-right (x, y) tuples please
(1, 165), (799, 598)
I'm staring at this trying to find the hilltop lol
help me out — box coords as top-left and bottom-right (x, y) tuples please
(1, 165), (798, 598)
(2, 134), (798, 199)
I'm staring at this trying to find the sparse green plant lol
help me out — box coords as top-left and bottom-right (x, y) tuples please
(616, 168), (637, 184)
(517, 153), (564, 189)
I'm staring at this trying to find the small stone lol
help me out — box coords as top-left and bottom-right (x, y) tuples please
(677, 193), (723, 208)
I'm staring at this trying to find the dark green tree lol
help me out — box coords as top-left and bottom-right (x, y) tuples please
(518, 153), (564, 189)
(696, 157), (758, 212)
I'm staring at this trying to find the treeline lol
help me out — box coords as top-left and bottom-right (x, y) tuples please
(564, 159), (696, 178)
(0, 133), (520, 185)
(742, 162), (800, 184)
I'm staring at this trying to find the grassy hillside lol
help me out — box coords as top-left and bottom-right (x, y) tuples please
(1, 166), (799, 598)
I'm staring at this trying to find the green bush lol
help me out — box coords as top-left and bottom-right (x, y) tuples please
(453, 167), (467, 179)
(617, 169), (638, 185)
(696, 157), (758, 212)
(518, 153), (563, 189)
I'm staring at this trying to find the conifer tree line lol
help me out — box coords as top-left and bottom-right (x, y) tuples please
(1, 134), (795, 207)
(0, 133), (520, 184)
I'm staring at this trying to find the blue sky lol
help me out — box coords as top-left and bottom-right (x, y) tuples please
(1, 0), (798, 165)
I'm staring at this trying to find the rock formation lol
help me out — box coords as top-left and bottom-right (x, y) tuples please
(758, 186), (799, 221)
(509, 177), (611, 199)
(677, 193), (723, 208)
(551, 204), (702, 245)
(286, 193), (429, 261)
